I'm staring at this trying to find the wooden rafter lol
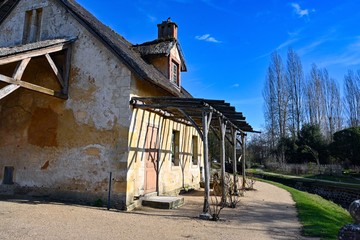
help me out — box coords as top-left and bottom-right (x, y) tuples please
(0, 39), (75, 100)
(0, 58), (31, 99)
(45, 53), (64, 87)
(0, 74), (66, 99)
(0, 42), (71, 65)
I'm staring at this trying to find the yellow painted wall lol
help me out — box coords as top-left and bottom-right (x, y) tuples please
(127, 76), (203, 206)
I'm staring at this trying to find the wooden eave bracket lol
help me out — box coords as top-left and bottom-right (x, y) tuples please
(0, 42), (73, 100)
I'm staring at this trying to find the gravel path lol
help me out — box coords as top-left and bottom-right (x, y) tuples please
(0, 181), (312, 240)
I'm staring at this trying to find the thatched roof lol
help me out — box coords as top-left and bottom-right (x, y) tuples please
(0, 38), (76, 57)
(0, 0), (18, 24)
(0, 0), (191, 97)
(133, 39), (187, 71)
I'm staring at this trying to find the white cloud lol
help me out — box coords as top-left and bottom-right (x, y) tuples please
(196, 34), (210, 40)
(297, 39), (326, 56)
(147, 15), (157, 23)
(290, 3), (315, 18)
(195, 34), (222, 43)
(232, 83), (240, 88)
(316, 37), (360, 67)
(276, 38), (299, 50)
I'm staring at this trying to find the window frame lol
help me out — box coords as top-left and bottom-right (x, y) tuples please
(170, 60), (180, 86)
(23, 8), (43, 44)
(171, 130), (180, 167)
(192, 135), (199, 165)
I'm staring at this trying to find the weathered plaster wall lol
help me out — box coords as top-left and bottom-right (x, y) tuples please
(149, 57), (169, 79)
(127, 76), (202, 207)
(0, 0), (131, 208)
(170, 46), (181, 64)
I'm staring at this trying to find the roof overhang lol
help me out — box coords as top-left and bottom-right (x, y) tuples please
(0, 38), (76, 99)
(130, 97), (260, 137)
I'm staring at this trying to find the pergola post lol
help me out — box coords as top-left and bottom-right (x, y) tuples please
(241, 134), (246, 189)
(219, 117), (227, 205)
(231, 127), (238, 195)
(200, 110), (212, 219)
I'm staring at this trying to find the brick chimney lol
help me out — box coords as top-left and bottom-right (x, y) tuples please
(157, 18), (178, 40)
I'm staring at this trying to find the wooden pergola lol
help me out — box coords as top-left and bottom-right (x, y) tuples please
(0, 38), (75, 100)
(130, 97), (259, 219)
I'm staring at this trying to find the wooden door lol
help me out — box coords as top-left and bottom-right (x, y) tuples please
(144, 125), (158, 193)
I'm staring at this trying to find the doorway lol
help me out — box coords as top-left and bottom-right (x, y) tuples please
(144, 125), (158, 193)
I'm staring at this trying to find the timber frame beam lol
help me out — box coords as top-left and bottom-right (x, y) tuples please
(0, 38), (76, 100)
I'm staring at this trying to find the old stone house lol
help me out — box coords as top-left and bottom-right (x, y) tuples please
(0, 0), (203, 210)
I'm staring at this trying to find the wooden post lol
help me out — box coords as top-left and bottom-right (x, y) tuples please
(232, 128), (238, 194)
(200, 110), (212, 219)
(241, 134), (246, 189)
(155, 118), (165, 196)
(219, 117), (227, 205)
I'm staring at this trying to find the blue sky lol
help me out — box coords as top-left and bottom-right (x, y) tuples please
(76, 0), (360, 131)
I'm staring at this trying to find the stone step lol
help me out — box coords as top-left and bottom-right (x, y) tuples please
(142, 196), (184, 209)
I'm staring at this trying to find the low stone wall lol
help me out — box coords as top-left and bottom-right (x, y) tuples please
(255, 173), (360, 209)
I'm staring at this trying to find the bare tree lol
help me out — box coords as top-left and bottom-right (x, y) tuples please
(263, 52), (289, 163)
(263, 66), (277, 151)
(344, 70), (360, 127)
(321, 70), (342, 141)
(286, 48), (304, 140)
(304, 64), (325, 128)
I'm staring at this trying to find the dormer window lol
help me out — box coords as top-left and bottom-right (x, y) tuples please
(23, 8), (43, 44)
(171, 60), (179, 86)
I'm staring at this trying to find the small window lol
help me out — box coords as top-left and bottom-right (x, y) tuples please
(170, 60), (179, 85)
(23, 8), (43, 44)
(192, 136), (198, 165)
(3, 166), (14, 185)
(171, 130), (180, 166)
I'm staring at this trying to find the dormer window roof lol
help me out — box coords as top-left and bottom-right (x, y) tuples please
(133, 39), (187, 72)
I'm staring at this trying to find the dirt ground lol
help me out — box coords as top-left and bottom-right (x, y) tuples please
(0, 181), (313, 240)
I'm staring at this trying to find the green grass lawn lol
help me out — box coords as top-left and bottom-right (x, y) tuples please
(262, 180), (353, 240)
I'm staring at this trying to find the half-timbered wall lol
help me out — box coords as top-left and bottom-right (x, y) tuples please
(127, 76), (203, 207)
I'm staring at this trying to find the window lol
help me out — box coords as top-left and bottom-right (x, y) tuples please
(171, 130), (180, 166)
(192, 136), (198, 165)
(23, 8), (43, 44)
(170, 60), (179, 85)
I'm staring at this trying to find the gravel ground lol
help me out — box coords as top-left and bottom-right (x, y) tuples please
(0, 181), (314, 240)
